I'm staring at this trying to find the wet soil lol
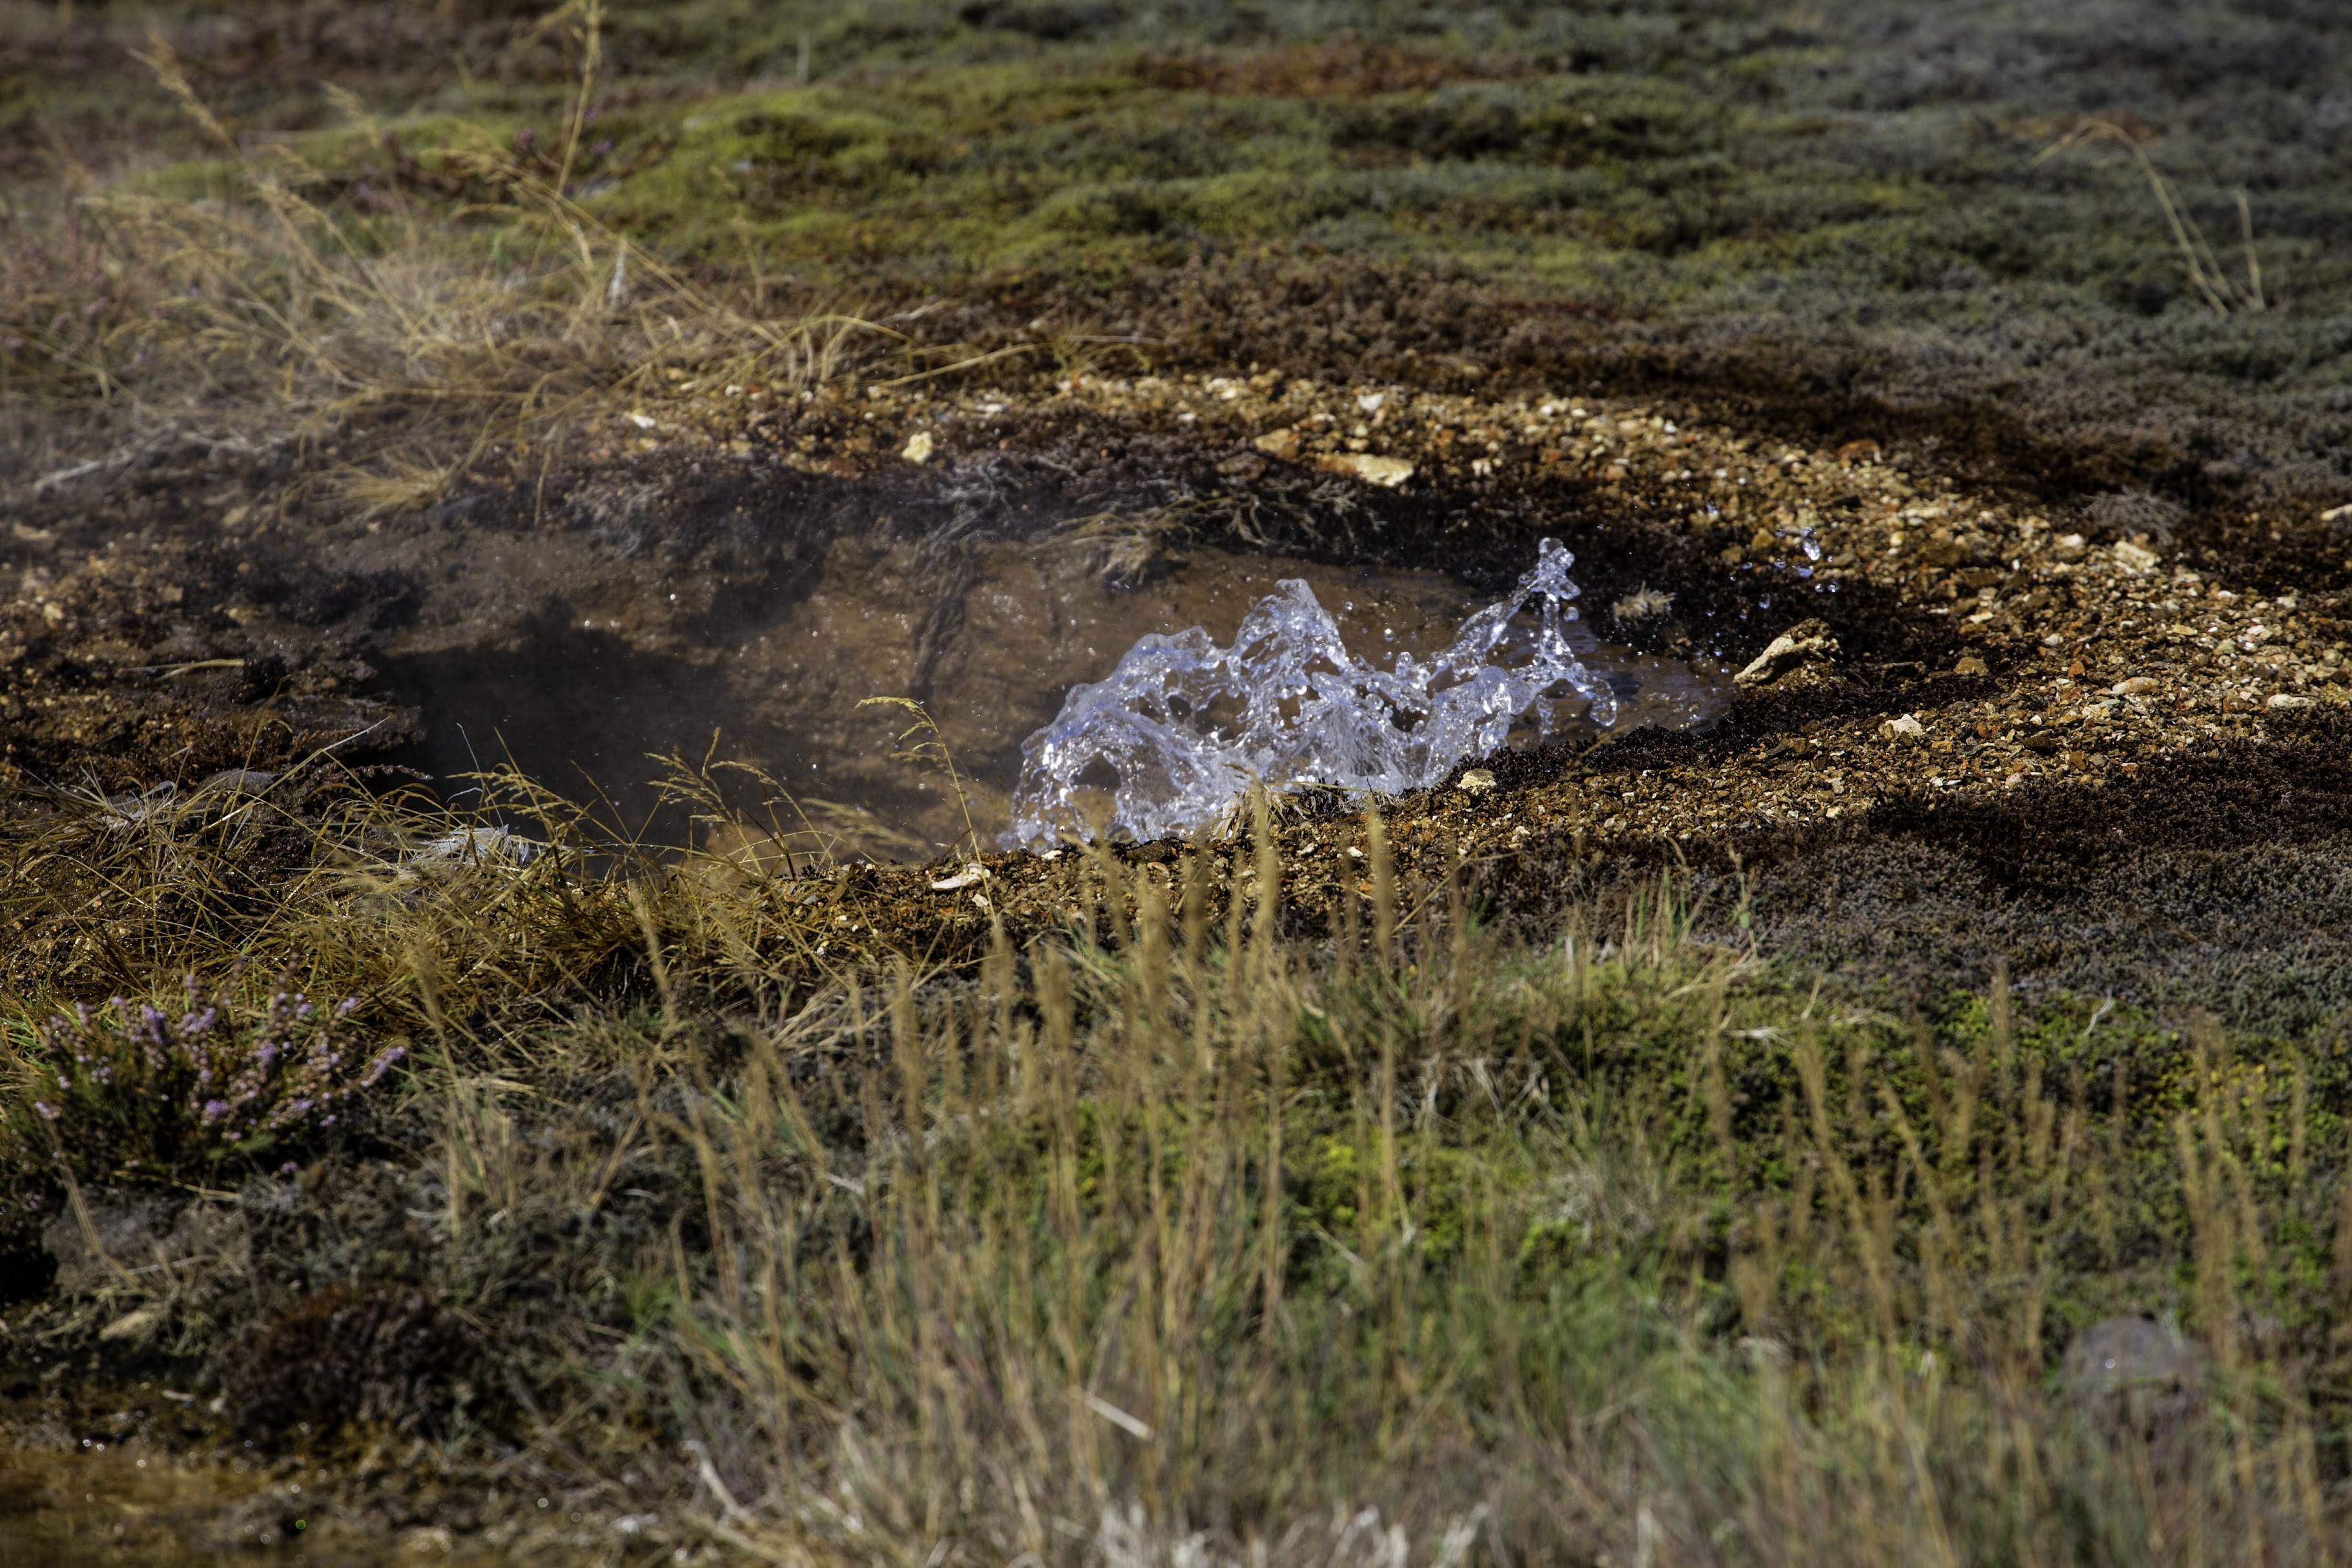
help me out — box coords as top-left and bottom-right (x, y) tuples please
(4, 360), (2346, 1030)
(369, 524), (1724, 856)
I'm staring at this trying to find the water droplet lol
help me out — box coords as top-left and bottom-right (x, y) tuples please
(1009, 539), (1635, 847)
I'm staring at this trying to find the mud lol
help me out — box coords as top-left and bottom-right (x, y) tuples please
(5, 359), (2347, 1026)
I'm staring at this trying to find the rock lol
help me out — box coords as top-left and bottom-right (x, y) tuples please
(1735, 618), (1840, 688)
(1252, 428), (1301, 460)
(2266, 692), (2316, 710)
(2108, 676), (2160, 697)
(1953, 654), (1988, 677)
(1315, 452), (1414, 488)
(1881, 714), (1926, 742)
(2066, 1317), (2206, 1441)
(2110, 539), (2162, 573)
(1455, 769), (1497, 795)
(900, 431), (934, 464)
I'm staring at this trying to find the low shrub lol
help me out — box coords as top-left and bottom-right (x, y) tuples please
(2, 974), (405, 1186)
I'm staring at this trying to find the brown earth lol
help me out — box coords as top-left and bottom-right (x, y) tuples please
(5, 360), (2349, 1030)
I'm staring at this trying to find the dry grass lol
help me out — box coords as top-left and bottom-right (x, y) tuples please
(1, 10), (882, 508)
(614, 845), (2348, 1567)
(1, 758), (2347, 1562)
(2037, 118), (2271, 318)
(0, 14), (2347, 1558)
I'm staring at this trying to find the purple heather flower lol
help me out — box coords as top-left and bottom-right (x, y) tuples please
(202, 1099), (229, 1123)
(34, 1101), (57, 1121)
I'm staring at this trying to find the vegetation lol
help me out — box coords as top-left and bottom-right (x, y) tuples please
(3, 4), (2351, 1560)
(2, 773), (2347, 1561)
(8, 1), (2352, 506)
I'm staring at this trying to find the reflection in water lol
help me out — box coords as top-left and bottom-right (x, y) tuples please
(3, 1442), (311, 1565)
(0, 1440), (528, 1565)
(389, 535), (1727, 860)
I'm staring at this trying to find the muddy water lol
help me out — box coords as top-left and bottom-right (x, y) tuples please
(0, 1441), (511, 1565)
(385, 538), (1727, 860)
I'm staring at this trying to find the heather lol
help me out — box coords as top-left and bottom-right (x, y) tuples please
(5, 978), (400, 1189)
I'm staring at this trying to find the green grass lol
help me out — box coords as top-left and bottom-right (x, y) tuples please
(12, 3), (2352, 504)
(6, 6), (2352, 1558)
(3, 776), (2347, 1561)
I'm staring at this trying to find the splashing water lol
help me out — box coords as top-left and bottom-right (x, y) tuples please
(1007, 538), (1616, 847)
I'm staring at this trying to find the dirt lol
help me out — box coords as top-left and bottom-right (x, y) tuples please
(4, 355), (2347, 1034)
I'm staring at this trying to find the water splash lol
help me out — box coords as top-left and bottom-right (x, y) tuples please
(1007, 538), (1616, 847)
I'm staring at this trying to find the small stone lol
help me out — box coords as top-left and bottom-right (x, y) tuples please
(1456, 769), (1498, 795)
(2109, 676), (2161, 697)
(1735, 619), (1840, 688)
(1882, 714), (1926, 741)
(1316, 452), (1414, 488)
(929, 863), (989, 891)
(1953, 655), (1988, 677)
(2110, 539), (2161, 572)
(2266, 692), (2316, 710)
(901, 430), (934, 464)
(1252, 428), (1301, 460)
